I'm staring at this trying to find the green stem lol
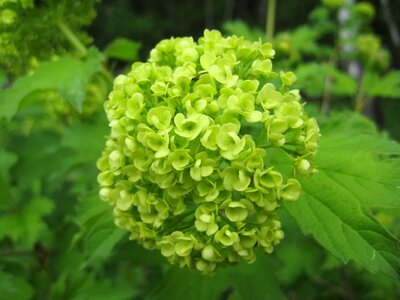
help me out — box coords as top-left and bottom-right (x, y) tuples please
(354, 59), (373, 113)
(266, 0), (277, 42)
(354, 72), (367, 112)
(100, 66), (114, 85)
(321, 62), (334, 115)
(57, 21), (87, 56)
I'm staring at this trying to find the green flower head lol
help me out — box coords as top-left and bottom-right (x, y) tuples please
(98, 29), (320, 273)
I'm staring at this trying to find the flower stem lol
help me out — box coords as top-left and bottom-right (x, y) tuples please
(354, 72), (367, 112)
(266, 0), (276, 42)
(57, 21), (87, 56)
(354, 59), (372, 113)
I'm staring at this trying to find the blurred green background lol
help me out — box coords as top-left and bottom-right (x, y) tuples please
(89, 0), (400, 139)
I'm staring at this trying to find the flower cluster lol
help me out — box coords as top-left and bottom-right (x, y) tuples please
(98, 30), (320, 273)
(0, 0), (98, 75)
(321, 0), (345, 9)
(356, 34), (389, 71)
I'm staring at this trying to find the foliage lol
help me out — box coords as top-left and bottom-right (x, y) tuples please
(0, 0), (399, 299)
(0, 0), (100, 75)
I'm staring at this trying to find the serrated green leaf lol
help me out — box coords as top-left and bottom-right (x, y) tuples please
(72, 193), (126, 267)
(104, 38), (141, 61)
(0, 196), (54, 247)
(146, 267), (229, 300)
(295, 63), (357, 98)
(72, 278), (139, 300)
(51, 270), (138, 300)
(222, 21), (264, 41)
(365, 71), (400, 99)
(0, 174), (15, 210)
(147, 255), (286, 300)
(61, 114), (109, 164)
(285, 112), (400, 280)
(0, 69), (6, 86)
(0, 271), (34, 300)
(291, 25), (332, 56)
(324, 64), (357, 96)
(10, 131), (74, 189)
(0, 149), (18, 210)
(226, 255), (287, 300)
(0, 149), (17, 182)
(0, 48), (103, 120)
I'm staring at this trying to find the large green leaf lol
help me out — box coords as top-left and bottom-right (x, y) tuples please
(285, 112), (400, 280)
(0, 149), (18, 210)
(0, 149), (17, 183)
(295, 63), (357, 98)
(0, 48), (103, 120)
(61, 114), (109, 164)
(147, 255), (286, 300)
(0, 69), (6, 86)
(222, 20), (264, 41)
(365, 71), (400, 99)
(71, 193), (126, 267)
(0, 196), (54, 248)
(0, 271), (34, 300)
(104, 38), (141, 61)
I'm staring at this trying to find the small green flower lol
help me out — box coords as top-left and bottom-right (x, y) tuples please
(246, 189), (277, 211)
(208, 62), (238, 87)
(265, 117), (288, 146)
(238, 229), (258, 249)
(147, 106), (174, 131)
(276, 101), (304, 129)
(168, 149), (192, 171)
(294, 158), (313, 176)
(97, 171), (114, 186)
(223, 200), (249, 222)
(201, 244), (224, 262)
(174, 113), (210, 140)
(124, 165), (142, 182)
(133, 147), (154, 172)
(217, 123), (246, 160)
(200, 125), (220, 150)
(131, 62), (152, 82)
(175, 239), (194, 257)
(254, 168), (283, 192)
(195, 211), (219, 236)
(226, 93), (262, 122)
(251, 59), (275, 77)
(193, 74), (217, 98)
(196, 179), (220, 202)
(243, 148), (265, 172)
(142, 132), (170, 158)
(200, 52), (217, 70)
(173, 63), (197, 80)
(215, 225), (240, 246)
(355, 2), (375, 19)
(322, 0), (345, 9)
(222, 165), (251, 192)
(0, 9), (16, 25)
(190, 152), (215, 181)
(280, 71), (297, 86)
(257, 83), (283, 110)
(126, 93), (145, 120)
(281, 178), (301, 201)
(305, 118), (321, 153)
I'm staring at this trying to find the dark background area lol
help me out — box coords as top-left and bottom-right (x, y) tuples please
(89, 0), (400, 68)
(89, 0), (400, 140)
